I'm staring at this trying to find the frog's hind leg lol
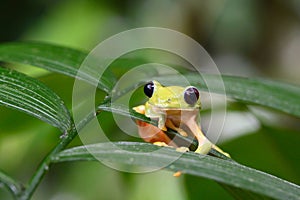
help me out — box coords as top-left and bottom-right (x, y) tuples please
(185, 119), (230, 157)
(184, 119), (212, 155)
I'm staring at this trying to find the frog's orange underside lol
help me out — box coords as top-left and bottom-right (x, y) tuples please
(134, 105), (177, 147)
(135, 119), (172, 144)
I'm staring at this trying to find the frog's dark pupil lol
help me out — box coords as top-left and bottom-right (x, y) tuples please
(144, 81), (154, 98)
(184, 87), (199, 105)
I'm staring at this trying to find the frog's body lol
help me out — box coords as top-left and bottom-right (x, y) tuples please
(133, 80), (229, 157)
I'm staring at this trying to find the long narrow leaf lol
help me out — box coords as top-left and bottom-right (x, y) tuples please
(52, 142), (300, 200)
(0, 42), (115, 92)
(0, 67), (71, 132)
(1, 42), (299, 118)
(218, 75), (300, 118)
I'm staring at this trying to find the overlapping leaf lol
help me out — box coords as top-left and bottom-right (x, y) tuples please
(0, 67), (71, 132)
(0, 42), (115, 92)
(52, 142), (300, 200)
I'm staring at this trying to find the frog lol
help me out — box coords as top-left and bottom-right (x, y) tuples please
(133, 80), (230, 157)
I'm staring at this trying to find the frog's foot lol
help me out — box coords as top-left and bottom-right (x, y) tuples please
(153, 141), (169, 147)
(212, 144), (231, 158)
(194, 138), (213, 155)
(176, 146), (189, 153)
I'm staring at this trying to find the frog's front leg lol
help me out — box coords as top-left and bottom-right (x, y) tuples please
(145, 103), (167, 131)
(133, 105), (176, 147)
(148, 112), (167, 131)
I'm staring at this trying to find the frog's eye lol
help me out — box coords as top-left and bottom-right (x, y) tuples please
(184, 87), (199, 105)
(144, 81), (155, 98)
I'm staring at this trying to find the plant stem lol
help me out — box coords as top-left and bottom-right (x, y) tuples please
(19, 125), (78, 200)
(0, 169), (24, 199)
(20, 99), (108, 199)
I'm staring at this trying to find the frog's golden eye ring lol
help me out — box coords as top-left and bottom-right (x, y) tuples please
(184, 87), (199, 105)
(144, 81), (155, 98)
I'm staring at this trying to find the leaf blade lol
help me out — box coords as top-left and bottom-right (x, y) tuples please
(52, 142), (300, 200)
(0, 67), (71, 132)
(222, 76), (300, 117)
(0, 42), (115, 92)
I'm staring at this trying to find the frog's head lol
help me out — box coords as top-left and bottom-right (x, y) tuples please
(144, 80), (201, 109)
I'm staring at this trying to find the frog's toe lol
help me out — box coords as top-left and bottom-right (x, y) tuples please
(212, 145), (231, 158)
(176, 146), (189, 153)
(223, 152), (231, 158)
(153, 141), (169, 147)
(173, 171), (182, 177)
(132, 105), (145, 114)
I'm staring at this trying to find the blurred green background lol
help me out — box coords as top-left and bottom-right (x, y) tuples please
(0, 0), (300, 199)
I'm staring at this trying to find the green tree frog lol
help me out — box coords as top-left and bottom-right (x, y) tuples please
(133, 80), (230, 157)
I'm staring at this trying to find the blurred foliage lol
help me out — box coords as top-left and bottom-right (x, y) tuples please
(0, 0), (300, 199)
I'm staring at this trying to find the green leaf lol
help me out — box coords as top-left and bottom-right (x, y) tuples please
(98, 103), (152, 124)
(219, 183), (273, 200)
(0, 67), (71, 132)
(0, 42), (115, 92)
(220, 76), (300, 118)
(2, 42), (297, 118)
(52, 142), (300, 200)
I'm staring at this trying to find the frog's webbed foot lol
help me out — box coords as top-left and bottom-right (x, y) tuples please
(195, 139), (231, 157)
(194, 138), (213, 155)
(154, 142), (189, 154)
